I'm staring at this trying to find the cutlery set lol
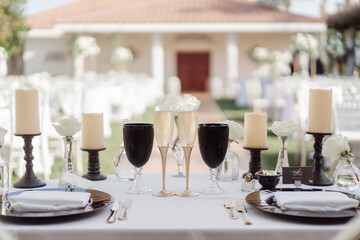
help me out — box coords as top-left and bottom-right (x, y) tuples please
(107, 199), (132, 223)
(224, 198), (252, 225)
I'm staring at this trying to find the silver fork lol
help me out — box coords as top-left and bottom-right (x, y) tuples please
(236, 198), (252, 225)
(224, 198), (239, 220)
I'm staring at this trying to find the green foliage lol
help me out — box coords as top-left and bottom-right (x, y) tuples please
(258, 0), (291, 9)
(0, 0), (28, 57)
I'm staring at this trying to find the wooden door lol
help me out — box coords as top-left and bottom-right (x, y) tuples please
(177, 52), (209, 91)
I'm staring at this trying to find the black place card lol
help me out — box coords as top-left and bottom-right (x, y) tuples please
(282, 167), (313, 184)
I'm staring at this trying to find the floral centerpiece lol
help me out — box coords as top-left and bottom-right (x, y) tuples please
(72, 36), (100, 78)
(291, 33), (319, 75)
(110, 47), (133, 72)
(268, 121), (299, 174)
(217, 120), (246, 181)
(52, 117), (81, 186)
(26, 72), (51, 93)
(72, 36), (100, 58)
(327, 33), (346, 58)
(323, 134), (359, 191)
(252, 47), (292, 77)
(291, 33), (319, 58)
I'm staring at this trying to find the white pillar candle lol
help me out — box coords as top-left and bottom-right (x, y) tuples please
(244, 112), (267, 148)
(15, 89), (40, 135)
(82, 113), (105, 149)
(308, 89), (332, 133)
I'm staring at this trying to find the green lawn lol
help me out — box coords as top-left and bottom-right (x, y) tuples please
(215, 99), (315, 170)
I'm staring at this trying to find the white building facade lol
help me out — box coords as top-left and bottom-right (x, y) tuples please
(25, 0), (326, 93)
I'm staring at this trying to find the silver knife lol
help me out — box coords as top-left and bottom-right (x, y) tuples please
(118, 199), (132, 221)
(107, 201), (121, 223)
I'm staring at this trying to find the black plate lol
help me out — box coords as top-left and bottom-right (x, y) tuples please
(0, 188), (114, 219)
(245, 188), (359, 219)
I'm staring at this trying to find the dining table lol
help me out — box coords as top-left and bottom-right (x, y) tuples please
(2, 173), (357, 240)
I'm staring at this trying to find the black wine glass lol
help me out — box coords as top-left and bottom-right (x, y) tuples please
(123, 123), (154, 194)
(198, 123), (229, 194)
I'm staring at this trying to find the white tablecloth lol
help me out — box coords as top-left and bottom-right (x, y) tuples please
(3, 174), (355, 240)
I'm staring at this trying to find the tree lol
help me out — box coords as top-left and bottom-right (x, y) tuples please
(0, 0), (28, 58)
(258, 0), (291, 9)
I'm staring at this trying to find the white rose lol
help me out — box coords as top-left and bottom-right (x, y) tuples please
(322, 134), (351, 160)
(221, 120), (246, 142)
(52, 117), (82, 137)
(183, 94), (201, 110)
(156, 95), (186, 116)
(268, 121), (299, 137)
(0, 127), (8, 146)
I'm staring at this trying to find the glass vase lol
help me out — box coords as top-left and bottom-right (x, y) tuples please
(114, 144), (135, 181)
(275, 136), (289, 174)
(0, 146), (9, 195)
(172, 116), (185, 178)
(333, 155), (360, 191)
(59, 136), (76, 187)
(217, 141), (239, 181)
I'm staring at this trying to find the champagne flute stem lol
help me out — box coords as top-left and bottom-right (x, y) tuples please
(159, 146), (169, 191)
(182, 146), (193, 191)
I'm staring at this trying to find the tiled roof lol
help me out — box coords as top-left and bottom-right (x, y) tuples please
(27, 0), (322, 29)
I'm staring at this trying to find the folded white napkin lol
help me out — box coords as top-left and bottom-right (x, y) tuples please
(274, 192), (359, 212)
(9, 191), (91, 213)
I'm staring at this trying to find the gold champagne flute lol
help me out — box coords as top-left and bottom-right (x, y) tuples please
(177, 105), (199, 197)
(153, 106), (175, 197)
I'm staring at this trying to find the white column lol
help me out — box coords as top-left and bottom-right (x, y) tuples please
(151, 33), (165, 94)
(226, 33), (239, 98)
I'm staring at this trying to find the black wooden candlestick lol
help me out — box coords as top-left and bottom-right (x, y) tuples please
(81, 148), (107, 181)
(243, 147), (269, 179)
(13, 133), (46, 188)
(306, 132), (333, 186)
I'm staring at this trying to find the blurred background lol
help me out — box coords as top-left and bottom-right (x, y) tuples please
(0, 0), (359, 182)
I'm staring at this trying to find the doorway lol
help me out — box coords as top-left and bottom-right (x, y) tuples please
(177, 52), (209, 91)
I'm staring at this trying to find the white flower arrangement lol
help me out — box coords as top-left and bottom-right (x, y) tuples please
(268, 121), (299, 137)
(221, 120), (246, 143)
(0, 127), (8, 146)
(253, 47), (270, 62)
(184, 94), (201, 110)
(156, 94), (200, 116)
(0, 47), (8, 61)
(291, 33), (319, 58)
(327, 34), (345, 58)
(111, 47), (133, 65)
(26, 72), (51, 91)
(73, 36), (100, 58)
(322, 134), (352, 160)
(252, 47), (292, 77)
(52, 117), (82, 137)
